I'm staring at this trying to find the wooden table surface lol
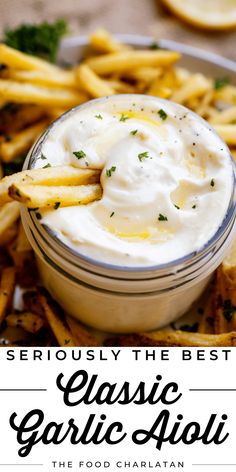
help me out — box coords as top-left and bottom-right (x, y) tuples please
(0, 0), (235, 60)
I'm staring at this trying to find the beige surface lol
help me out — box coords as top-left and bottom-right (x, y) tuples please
(0, 0), (235, 60)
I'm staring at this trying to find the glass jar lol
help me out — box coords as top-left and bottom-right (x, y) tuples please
(21, 105), (236, 334)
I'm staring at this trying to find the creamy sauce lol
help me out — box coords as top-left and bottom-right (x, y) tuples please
(35, 95), (234, 266)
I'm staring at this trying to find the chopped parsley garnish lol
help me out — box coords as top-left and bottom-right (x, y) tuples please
(106, 166), (116, 177)
(95, 114), (103, 119)
(73, 150), (86, 160)
(15, 189), (21, 197)
(138, 151), (149, 162)
(110, 211), (115, 218)
(150, 41), (160, 50)
(120, 114), (129, 122)
(214, 76), (230, 90)
(174, 204), (180, 210)
(43, 163), (51, 168)
(54, 202), (61, 210)
(210, 178), (215, 187)
(4, 20), (68, 63)
(64, 339), (71, 345)
(131, 129), (138, 135)
(180, 322), (199, 333)
(39, 153), (47, 160)
(158, 213), (168, 221)
(223, 299), (235, 322)
(158, 109), (168, 121)
(35, 212), (42, 220)
(192, 204), (197, 209)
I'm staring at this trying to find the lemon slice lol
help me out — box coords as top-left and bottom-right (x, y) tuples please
(162, 0), (236, 30)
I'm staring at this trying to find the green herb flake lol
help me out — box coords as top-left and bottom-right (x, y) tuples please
(150, 41), (160, 50)
(180, 322), (199, 333)
(106, 166), (116, 177)
(39, 153), (47, 160)
(120, 114), (129, 122)
(223, 299), (235, 322)
(43, 163), (51, 168)
(15, 189), (21, 197)
(131, 129), (138, 135)
(110, 211), (115, 218)
(138, 151), (149, 162)
(192, 204), (197, 209)
(158, 109), (168, 121)
(174, 204), (180, 210)
(210, 178), (215, 187)
(73, 150), (86, 160)
(35, 212), (42, 220)
(214, 77), (230, 90)
(64, 339), (71, 345)
(95, 114), (103, 120)
(158, 213), (168, 221)
(54, 202), (61, 210)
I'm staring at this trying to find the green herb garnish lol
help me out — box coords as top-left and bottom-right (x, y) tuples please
(35, 212), (42, 220)
(150, 42), (160, 50)
(192, 204), (197, 209)
(73, 150), (86, 160)
(180, 322), (199, 333)
(95, 114), (103, 119)
(15, 189), (21, 197)
(110, 211), (115, 218)
(54, 202), (61, 210)
(158, 109), (168, 121)
(120, 114), (129, 122)
(4, 20), (68, 63)
(131, 129), (138, 135)
(174, 204), (180, 209)
(158, 213), (168, 221)
(138, 151), (149, 162)
(43, 163), (51, 168)
(223, 299), (235, 322)
(214, 77), (230, 90)
(39, 153), (47, 160)
(106, 166), (116, 177)
(210, 179), (215, 187)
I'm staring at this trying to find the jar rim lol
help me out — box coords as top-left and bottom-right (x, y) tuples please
(25, 94), (236, 275)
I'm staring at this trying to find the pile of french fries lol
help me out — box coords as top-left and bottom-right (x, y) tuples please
(0, 28), (235, 347)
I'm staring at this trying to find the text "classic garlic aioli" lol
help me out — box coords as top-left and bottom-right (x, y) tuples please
(35, 95), (234, 267)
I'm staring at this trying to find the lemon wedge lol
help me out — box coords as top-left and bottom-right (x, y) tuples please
(162, 0), (236, 31)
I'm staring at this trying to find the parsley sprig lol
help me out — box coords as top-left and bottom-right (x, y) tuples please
(106, 166), (116, 177)
(73, 150), (86, 160)
(138, 151), (149, 162)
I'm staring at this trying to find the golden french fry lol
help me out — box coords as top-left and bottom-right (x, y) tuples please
(125, 67), (162, 84)
(105, 331), (236, 347)
(0, 202), (20, 236)
(0, 120), (48, 163)
(0, 266), (16, 326)
(0, 79), (87, 107)
(0, 166), (101, 204)
(0, 103), (47, 134)
(214, 124), (236, 145)
(38, 288), (76, 347)
(171, 73), (211, 104)
(5, 68), (77, 89)
(0, 223), (18, 246)
(8, 183), (102, 208)
(16, 222), (32, 252)
(210, 106), (236, 125)
(214, 85), (236, 105)
(86, 50), (180, 75)
(76, 64), (115, 98)
(213, 267), (236, 333)
(66, 316), (99, 347)
(89, 29), (128, 53)
(0, 43), (65, 74)
(6, 312), (45, 333)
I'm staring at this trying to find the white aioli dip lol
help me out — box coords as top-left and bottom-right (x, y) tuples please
(36, 95), (234, 267)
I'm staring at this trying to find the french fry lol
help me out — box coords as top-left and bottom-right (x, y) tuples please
(23, 290), (45, 317)
(213, 267), (236, 333)
(0, 202), (20, 236)
(0, 223), (18, 246)
(0, 120), (48, 163)
(214, 85), (236, 105)
(89, 29), (128, 53)
(66, 316), (99, 347)
(86, 50), (180, 75)
(0, 43), (66, 74)
(0, 166), (101, 204)
(214, 124), (236, 146)
(171, 74), (211, 104)
(76, 64), (115, 98)
(8, 183), (102, 208)
(105, 331), (236, 347)
(0, 103), (47, 134)
(0, 266), (16, 326)
(0, 79), (87, 107)
(5, 68), (77, 90)
(38, 288), (76, 347)
(125, 67), (162, 84)
(210, 106), (236, 125)
(6, 311), (45, 333)
(16, 222), (32, 252)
